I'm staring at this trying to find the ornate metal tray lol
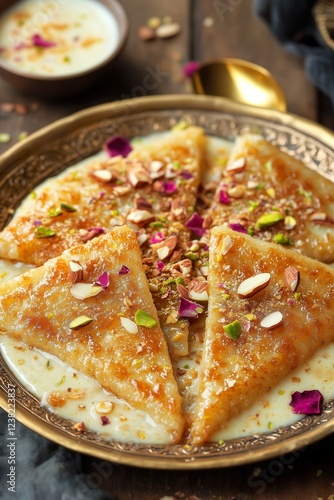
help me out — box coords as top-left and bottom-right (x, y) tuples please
(0, 95), (334, 469)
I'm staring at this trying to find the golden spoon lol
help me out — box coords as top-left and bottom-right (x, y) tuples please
(191, 58), (287, 112)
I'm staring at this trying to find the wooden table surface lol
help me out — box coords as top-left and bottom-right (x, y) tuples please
(1, 1), (334, 499)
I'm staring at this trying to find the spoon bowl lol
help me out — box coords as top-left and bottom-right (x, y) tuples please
(191, 58), (287, 112)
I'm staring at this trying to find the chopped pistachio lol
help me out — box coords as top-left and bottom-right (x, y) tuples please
(256, 212), (284, 230)
(48, 207), (63, 217)
(247, 226), (255, 236)
(184, 252), (198, 261)
(223, 320), (241, 340)
(69, 315), (93, 329)
(265, 160), (272, 171)
(149, 221), (164, 229)
(35, 226), (57, 238)
(268, 421), (274, 430)
(248, 200), (260, 212)
(273, 233), (293, 245)
(266, 187), (276, 199)
(60, 202), (77, 213)
(0, 133), (10, 143)
(134, 309), (157, 328)
(294, 292), (301, 301)
(172, 121), (188, 132)
(284, 215), (296, 230)
(56, 375), (66, 386)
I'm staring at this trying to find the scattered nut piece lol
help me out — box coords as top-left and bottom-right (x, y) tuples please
(95, 401), (114, 415)
(284, 267), (300, 292)
(226, 157), (246, 174)
(237, 273), (271, 299)
(120, 316), (138, 334)
(260, 311), (283, 329)
(69, 260), (84, 283)
(156, 22), (181, 39)
(90, 169), (113, 182)
(138, 25), (156, 41)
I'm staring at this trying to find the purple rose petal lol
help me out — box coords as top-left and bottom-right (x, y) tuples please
(118, 264), (130, 275)
(229, 222), (248, 234)
(95, 271), (109, 288)
(162, 181), (177, 194)
(219, 189), (231, 205)
(289, 390), (323, 415)
(185, 212), (207, 237)
(178, 297), (204, 319)
(151, 232), (165, 244)
(101, 416), (110, 426)
(32, 34), (56, 48)
(183, 60), (201, 77)
(104, 135), (132, 158)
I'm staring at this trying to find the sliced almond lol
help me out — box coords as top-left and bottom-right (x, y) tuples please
(221, 235), (233, 256)
(112, 185), (132, 196)
(227, 185), (246, 199)
(260, 311), (283, 329)
(69, 260), (83, 283)
(310, 212), (334, 226)
(152, 235), (178, 261)
(127, 210), (155, 226)
(90, 169), (113, 183)
(237, 273), (271, 298)
(120, 316), (138, 334)
(95, 401), (114, 414)
(284, 267), (300, 292)
(70, 283), (103, 300)
(189, 289), (208, 301)
(226, 157), (246, 174)
(127, 168), (152, 188)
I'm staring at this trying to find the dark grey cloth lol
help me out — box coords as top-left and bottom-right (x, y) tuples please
(254, 0), (334, 105)
(0, 409), (114, 500)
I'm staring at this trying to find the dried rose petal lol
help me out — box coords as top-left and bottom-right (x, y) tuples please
(118, 264), (130, 275)
(178, 297), (204, 318)
(95, 271), (109, 288)
(101, 416), (110, 426)
(32, 34), (56, 48)
(81, 227), (105, 242)
(104, 135), (132, 158)
(229, 222), (248, 234)
(185, 212), (207, 237)
(181, 171), (193, 180)
(157, 261), (165, 271)
(162, 181), (177, 194)
(33, 219), (42, 226)
(151, 232), (165, 244)
(183, 60), (201, 77)
(289, 390), (323, 415)
(219, 189), (231, 204)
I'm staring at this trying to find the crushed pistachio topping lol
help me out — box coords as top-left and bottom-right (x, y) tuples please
(35, 226), (57, 238)
(60, 202), (77, 212)
(69, 315), (93, 330)
(134, 309), (157, 328)
(223, 320), (241, 340)
(273, 233), (293, 246)
(256, 213), (284, 230)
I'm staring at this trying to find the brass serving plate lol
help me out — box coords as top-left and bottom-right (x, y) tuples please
(0, 95), (334, 470)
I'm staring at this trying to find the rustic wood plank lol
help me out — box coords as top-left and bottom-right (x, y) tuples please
(194, 0), (318, 122)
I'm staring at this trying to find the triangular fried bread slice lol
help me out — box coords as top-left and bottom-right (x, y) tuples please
(190, 226), (334, 444)
(0, 225), (183, 443)
(210, 134), (334, 263)
(0, 126), (205, 266)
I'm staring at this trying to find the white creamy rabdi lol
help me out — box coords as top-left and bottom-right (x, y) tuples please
(0, 0), (119, 76)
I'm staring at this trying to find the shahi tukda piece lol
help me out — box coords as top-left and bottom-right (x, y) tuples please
(0, 126), (205, 267)
(209, 134), (334, 263)
(0, 225), (184, 444)
(190, 226), (334, 444)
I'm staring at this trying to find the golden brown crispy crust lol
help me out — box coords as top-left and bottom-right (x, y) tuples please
(0, 226), (184, 443)
(190, 226), (334, 444)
